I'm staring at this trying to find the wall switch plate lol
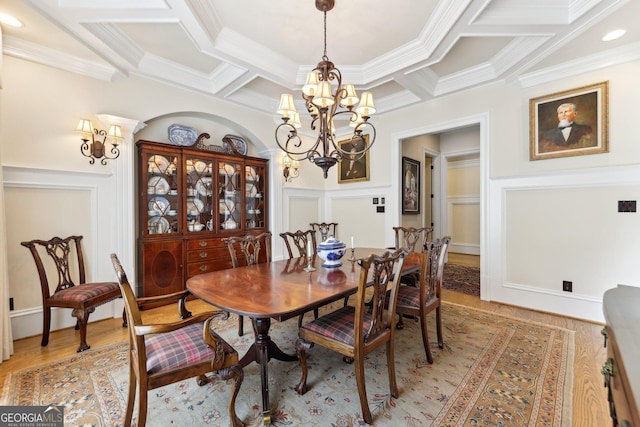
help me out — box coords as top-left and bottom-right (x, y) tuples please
(562, 280), (572, 292)
(618, 200), (636, 212)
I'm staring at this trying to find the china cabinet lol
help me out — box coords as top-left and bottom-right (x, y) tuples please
(137, 140), (269, 298)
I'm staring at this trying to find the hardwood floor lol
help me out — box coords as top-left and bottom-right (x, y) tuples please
(1, 255), (609, 426)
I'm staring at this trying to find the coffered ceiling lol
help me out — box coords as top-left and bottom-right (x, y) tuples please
(1, 0), (638, 119)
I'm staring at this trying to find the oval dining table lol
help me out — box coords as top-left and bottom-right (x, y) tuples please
(186, 248), (416, 425)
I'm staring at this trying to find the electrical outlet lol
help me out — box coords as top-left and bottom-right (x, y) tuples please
(562, 281), (572, 292)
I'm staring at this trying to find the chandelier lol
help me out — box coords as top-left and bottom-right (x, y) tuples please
(275, 0), (376, 179)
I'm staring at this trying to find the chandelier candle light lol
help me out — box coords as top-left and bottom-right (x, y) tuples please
(275, 0), (376, 178)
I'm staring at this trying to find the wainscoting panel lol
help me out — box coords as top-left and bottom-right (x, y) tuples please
(3, 166), (122, 339)
(446, 195), (480, 255)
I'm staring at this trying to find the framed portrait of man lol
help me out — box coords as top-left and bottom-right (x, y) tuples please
(529, 81), (608, 160)
(338, 135), (370, 183)
(402, 156), (420, 214)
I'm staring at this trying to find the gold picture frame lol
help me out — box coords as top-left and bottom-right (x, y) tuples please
(337, 135), (370, 183)
(529, 81), (608, 160)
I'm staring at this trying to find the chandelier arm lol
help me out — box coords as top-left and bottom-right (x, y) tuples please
(275, 122), (322, 162)
(333, 123), (377, 161)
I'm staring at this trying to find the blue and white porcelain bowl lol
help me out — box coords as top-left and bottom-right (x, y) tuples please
(317, 236), (346, 268)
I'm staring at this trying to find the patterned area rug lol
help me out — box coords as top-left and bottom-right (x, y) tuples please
(2, 303), (573, 426)
(443, 264), (481, 296)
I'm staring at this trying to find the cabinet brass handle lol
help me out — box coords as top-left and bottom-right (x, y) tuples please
(199, 265), (208, 272)
(199, 241), (208, 247)
(199, 252), (207, 258)
(601, 358), (615, 388)
(601, 326), (608, 348)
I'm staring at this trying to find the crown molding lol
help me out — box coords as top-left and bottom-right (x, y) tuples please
(517, 41), (640, 88)
(3, 36), (118, 81)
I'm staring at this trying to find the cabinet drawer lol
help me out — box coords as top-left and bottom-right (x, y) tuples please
(186, 247), (229, 262)
(187, 259), (233, 277)
(186, 238), (226, 250)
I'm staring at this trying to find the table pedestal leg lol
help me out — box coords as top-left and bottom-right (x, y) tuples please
(238, 318), (297, 425)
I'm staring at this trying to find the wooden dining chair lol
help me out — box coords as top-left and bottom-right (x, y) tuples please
(21, 235), (123, 352)
(279, 229), (317, 258)
(395, 236), (451, 364)
(310, 222), (338, 243)
(393, 226), (433, 286)
(222, 232), (272, 336)
(294, 250), (406, 424)
(278, 230), (320, 326)
(110, 254), (244, 427)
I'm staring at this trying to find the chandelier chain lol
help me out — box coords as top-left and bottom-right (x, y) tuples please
(323, 11), (328, 60)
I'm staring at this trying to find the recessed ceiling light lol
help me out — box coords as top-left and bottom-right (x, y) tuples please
(602, 29), (626, 42)
(0, 13), (24, 27)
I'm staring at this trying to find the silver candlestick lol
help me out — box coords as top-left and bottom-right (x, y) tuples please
(303, 254), (316, 272)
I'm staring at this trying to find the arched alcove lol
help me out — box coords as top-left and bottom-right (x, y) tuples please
(135, 111), (269, 156)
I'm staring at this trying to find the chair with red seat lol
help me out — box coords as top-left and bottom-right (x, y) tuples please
(21, 235), (123, 352)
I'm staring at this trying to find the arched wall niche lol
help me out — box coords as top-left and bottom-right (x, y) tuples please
(135, 111), (268, 156)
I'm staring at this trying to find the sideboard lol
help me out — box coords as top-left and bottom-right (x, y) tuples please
(602, 284), (640, 427)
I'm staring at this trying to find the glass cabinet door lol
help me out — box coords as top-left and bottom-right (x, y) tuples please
(145, 153), (179, 235)
(184, 156), (214, 233)
(245, 164), (265, 229)
(218, 160), (242, 231)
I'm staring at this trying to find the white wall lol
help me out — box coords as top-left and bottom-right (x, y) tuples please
(379, 61), (640, 322)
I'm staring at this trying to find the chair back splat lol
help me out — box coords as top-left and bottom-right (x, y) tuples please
(222, 232), (272, 336)
(110, 254), (244, 427)
(393, 226), (433, 252)
(21, 235), (122, 352)
(279, 229), (317, 259)
(310, 222), (338, 242)
(294, 249), (406, 424)
(393, 226), (433, 287)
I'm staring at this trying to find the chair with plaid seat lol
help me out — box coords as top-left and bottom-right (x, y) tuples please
(111, 254), (244, 427)
(21, 235), (123, 352)
(395, 236), (451, 364)
(294, 250), (406, 424)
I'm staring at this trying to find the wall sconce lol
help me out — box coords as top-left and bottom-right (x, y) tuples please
(76, 119), (122, 165)
(283, 154), (299, 182)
